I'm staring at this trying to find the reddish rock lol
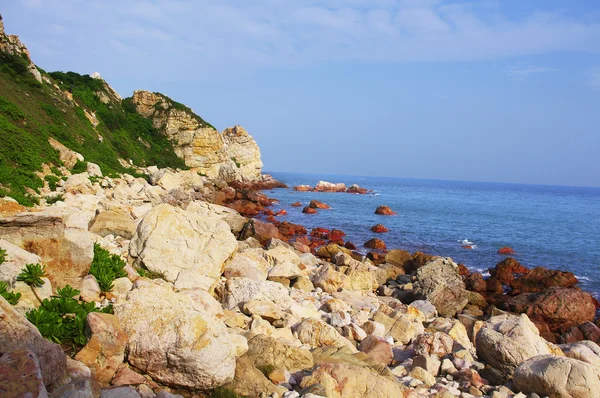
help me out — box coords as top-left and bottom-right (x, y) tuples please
(489, 257), (528, 285)
(295, 236), (310, 246)
(412, 252), (436, 269)
(371, 224), (389, 233)
(366, 252), (386, 265)
(293, 185), (312, 192)
(228, 175), (287, 190)
(358, 335), (393, 365)
(510, 266), (578, 293)
(315, 181), (346, 192)
(263, 208), (274, 216)
(291, 201), (302, 207)
(346, 184), (368, 194)
(344, 242), (357, 251)
(302, 206), (318, 214)
(309, 200), (330, 210)
(458, 264), (470, 277)
(266, 215), (276, 223)
(459, 368), (488, 389)
(465, 273), (487, 292)
(0, 350), (47, 398)
(497, 247), (515, 255)
(374, 205), (396, 215)
(364, 238), (386, 251)
(239, 219), (284, 245)
(247, 192), (271, 206)
(486, 277), (504, 294)
(462, 245), (474, 250)
(111, 366), (147, 386)
(275, 209), (287, 216)
(226, 200), (262, 216)
(385, 250), (414, 271)
(561, 327), (585, 344)
(293, 241), (311, 254)
(579, 322), (600, 343)
(328, 229), (346, 243)
(277, 221), (307, 237)
(506, 287), (597, 333)
(311, 228), (330, 239)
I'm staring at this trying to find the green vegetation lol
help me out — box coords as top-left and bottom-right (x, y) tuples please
(71, 160), (87, 174)
(89, 243), (127, 292)
(0, 281), (21, 305)
(26, 285), (112, 350)
(45, 194), (64, 204)
(256, 364), (276, 378)
(151, 92), (215, 130)
(17, 263), (46, 288)
(44, 174), (60, 190)
(135, 267), (165, 280)
(209, 387), (240, 398)
(231, 157), (241, 168)
(0, 51), (41, 89)
(0, 248), (5, 265)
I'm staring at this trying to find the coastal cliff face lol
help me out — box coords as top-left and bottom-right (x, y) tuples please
(131, 90), (263, 182)
(0, 15), (41, 84)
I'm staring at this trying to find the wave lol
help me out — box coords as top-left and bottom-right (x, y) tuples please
(458, 239), (474, 245)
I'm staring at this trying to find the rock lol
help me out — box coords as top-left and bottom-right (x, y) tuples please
(464, 272), (487, 292)
(0, 296), (66, 385)
(294, 185), (312, 192)
(242, 300), (285, 323)
(413, 332), (454, 358)
(315, 181), (346, 192)
(505, 287), (596, 333)
(0, 205), (95, 288)
(0, 350), (48, 398)
(299, 362), (407, 398)
(225, 357), (287, 397)
(346, 184), (368, 194)
(187, 201), (247, 235)
(114, 281), (245, 389)
(358, 335), (393, 365)
(309, 200), (330, 209)
(0, 238), (42, 286)
(137, 384), (154, 398)
(374, 205), (396, 216)
(89, 209), (138, 239)
(223, 248), (270, 281)
(372, 310), (424, 344)
(64, 173), (98, 195)
(292, 276), (315, 292)
(513, 355), (600, 398)
(476, 314), (562, 376)
(302, 206), (318, 214)
(244, 334), (313, 372)
(224, 277), (294, 311)
(67, 357), (92, 379)
(294, 318), (356, 351)
(129, 203), (237, 290)
(370, 224), (388, 233)
(264, 245), (301, 266)
(384, 249), (413, 271)
(414, 258), (469, 317)
(86, 162), (103, 177)
(48, 137), (85, 169)
(291, 201), (302, 207)
(560, 341), (600, 367)
(497, 247), (515, 255)
(364, 238), (386, 250)
(75, 313), (127, 385)
(408, 366), (436, 386)
(80, 274), (101, 303)
(111, 366), (148, 386)
(489, 257), (528, 285)
(100, 386), (141, 398)
(510, 266), (578, 293)
(486, 277), (504, 293)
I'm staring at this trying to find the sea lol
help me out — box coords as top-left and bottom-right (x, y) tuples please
(264, 172), (600, 296)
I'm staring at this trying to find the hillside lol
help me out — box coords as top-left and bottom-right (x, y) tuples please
(0, 17), (263, 206)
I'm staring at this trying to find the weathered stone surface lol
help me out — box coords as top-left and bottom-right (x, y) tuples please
(49, 137), (84, 169)
(129, 204), (237, 290)
(224, 357), (287, 397)
(244, 334), (313, 372)
(242, 299), (284, 323)
(79, 275), (101, 303)
(294, 318), (357, 351)
(89, 209), (137, 239)
(559, 341), (600, 367)
(413, 332), (454, 358)
(0, 350), (47, 398)
(513, 355), (600, 398)
(510, 266), (578, 293)
(186, 201), (246, 235)
(0, 238), (42, 286)
(489, 257), (528, 285)
(299, 362), (407, 398)
(506, 287), (596, 333)
(414, 257), (469, 317)
(0, 296), (66, 385)
(476, 314), (562, 376)
(312, 264), (345, 293)
(223, 248), (270, 281)
(75, 313), (127, 385)
(0, 205), (95, 288)
(224, 277), (294, 311)
(111, 366), (148, 386)
(372, 310), (424, 344)
(114, 281), (245, 389)
(358, 335), (393, 365)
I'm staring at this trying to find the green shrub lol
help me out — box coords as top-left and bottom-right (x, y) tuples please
(45, 194), (64, 205)
(71, 160), (87, 174)
(0, 52), (41, 88)
(135, 267), (165, 280)
(0, 248), (5, 265)
(209, 387), (240, 398)
(0, 281), (21, 305)
(0, 96), (26, 121)
(50, 166), (61, 175)
(89, 243), (127, 292)
(44, 174), (60, 191)
(17, 263), (46, 288)
(40, 103), (65, 125)
(26, 284), (112, 349)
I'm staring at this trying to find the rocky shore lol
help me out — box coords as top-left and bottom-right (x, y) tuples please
(1, 164), (599, 398)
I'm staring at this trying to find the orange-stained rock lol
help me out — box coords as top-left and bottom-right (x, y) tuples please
(489, 257), (529, 285)
(239, 219), (284, 245)
(0, 350), (47, 398)
(374, 205), (396, 215)
(510, 266), (578, 293)
(464, 272), (487, 292)
(293, 185), (312, 192)
(346, 184), (368, 194)
(311, 227), (330, 239)
(309, 200), (330, 209)
(225, 200), (262, 216)
(277, 221), (307, 237)
(302, 206), (317, 214)
(344, 242), (357, 251)
(371, 224), (389, 233)
(364, 238), (386, 251)
(274, 209), (287, 216)
(458, 263), (470, 277)
(497, 247), (515, 255)
(290, 201), (302, 207)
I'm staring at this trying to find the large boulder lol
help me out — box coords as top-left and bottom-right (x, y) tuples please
(510, 266), (578, 293)
(243, 334), (313, 372)
(129, 204), (237, 290)
(414, 258), (469, 317)
(48, 137), (84, 169)
(506, 287), (596, 333)
(513, 355), (600, 398)
(113, 280), (246, 389)
(0, 204), (95, 288)
(0, 350), (48, 398)
(476, 314), (562, 377)
(299, 362), (407, 398)
(187, 201), (246, 235)
(560, 341), (600, 367)
(0, 296), (66, 386)
(489, 257), (528, 285)
(223, 248), (270, 281)
(224, 277), (294, 311)
(89, 208), (137, 239)
(294, 318), (357, 351)
(0, 238), (42, 286)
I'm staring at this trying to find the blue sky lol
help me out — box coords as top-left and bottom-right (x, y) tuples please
(3, 0), (600, 186)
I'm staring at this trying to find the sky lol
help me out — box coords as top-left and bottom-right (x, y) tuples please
(3, 0), (600, 187)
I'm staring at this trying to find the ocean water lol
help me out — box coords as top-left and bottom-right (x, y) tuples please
(264, 172), (600, 296)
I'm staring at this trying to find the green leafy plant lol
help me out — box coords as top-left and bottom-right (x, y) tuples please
(71, 160), (87, 174)
(44, 174), (60, 190)
(26, 284), (112, 350)
(0, 281), (21, 305)
(45, 194), (64, 205)
(17, 263), (46, 288)
(89, 243), (127, 292)
(0, 248), (5, 265)
(135, 267), (165, 280)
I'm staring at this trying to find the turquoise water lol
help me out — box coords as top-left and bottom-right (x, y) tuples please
(265, 172), (600, 295)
